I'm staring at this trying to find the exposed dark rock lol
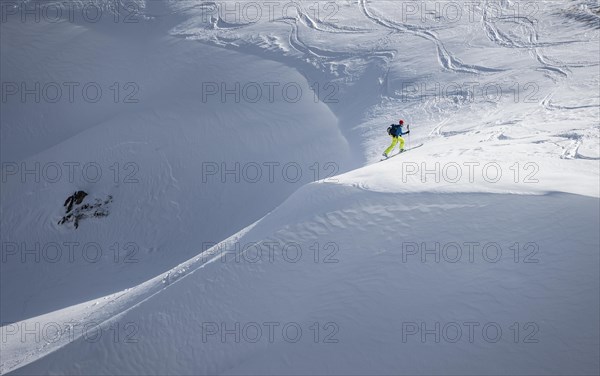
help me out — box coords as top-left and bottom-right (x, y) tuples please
(63, 191), (88, 213)
(58, 193), (113, 229)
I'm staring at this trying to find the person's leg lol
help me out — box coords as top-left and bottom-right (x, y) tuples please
(399, 137), (405, 151)
(384, 137), (398, 156)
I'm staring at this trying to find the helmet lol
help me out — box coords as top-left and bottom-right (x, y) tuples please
(399, 120), (404, 125)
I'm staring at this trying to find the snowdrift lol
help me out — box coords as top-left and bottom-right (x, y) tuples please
(6, 181), (600, 375)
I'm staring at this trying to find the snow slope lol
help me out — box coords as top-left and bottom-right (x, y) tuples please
(5, 186), (600, 375)
(1, 2), (352, 322)
(1, 0), (599, 374)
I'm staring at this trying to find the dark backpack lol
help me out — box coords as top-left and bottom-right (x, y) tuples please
(387, 124), (401, 137)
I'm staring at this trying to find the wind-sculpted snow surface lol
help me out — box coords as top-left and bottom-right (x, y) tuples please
(1, 0), (599, 374)
(7, 185), (600, 375)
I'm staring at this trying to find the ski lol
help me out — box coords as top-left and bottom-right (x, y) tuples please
(379, 143), (424, 162)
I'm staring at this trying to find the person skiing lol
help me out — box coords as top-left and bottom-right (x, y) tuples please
(382, 119), (410, 158)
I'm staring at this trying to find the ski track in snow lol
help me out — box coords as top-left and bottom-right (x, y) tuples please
(296, 7), (372, 34)
(480, 0), (599, 84)
(276, 15), (395, 75)
(359, 0), (504, 75)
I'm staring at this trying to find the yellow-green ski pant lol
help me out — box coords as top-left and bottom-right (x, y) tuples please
(384, 136), (405, 155)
